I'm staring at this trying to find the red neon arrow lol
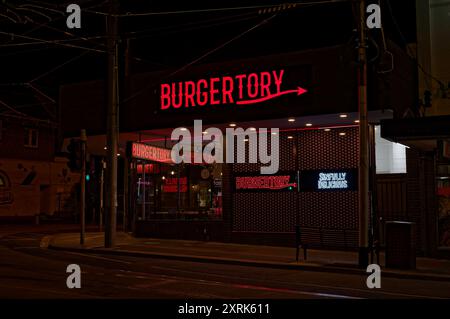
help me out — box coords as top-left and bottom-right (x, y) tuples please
(236, 87), (307, 105)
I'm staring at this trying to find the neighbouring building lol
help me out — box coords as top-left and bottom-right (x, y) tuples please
(379, 0), (450, 258)
(0, 116), (80, 222)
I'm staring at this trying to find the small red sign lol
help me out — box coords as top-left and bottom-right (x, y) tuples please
(137, 164), (159, 174)
(131, 142), (172, 163)
(236, 175), (297, 191)
(438, 187), (450, 196)
(163, 177), (188, 193)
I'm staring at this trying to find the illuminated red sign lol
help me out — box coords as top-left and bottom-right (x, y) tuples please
(160, 69), (307, 110)
(130, 142), (172, 163)
(438, 186), (450, 196)
(137, 164), (159, 174)
(163, 177), (188, 193)
(236, 175), (297, 191)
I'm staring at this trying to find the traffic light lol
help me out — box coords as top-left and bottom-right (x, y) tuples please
(67, 139), (82, 171)
(86, 156), (97, 182)
(424, 90), (432, 108)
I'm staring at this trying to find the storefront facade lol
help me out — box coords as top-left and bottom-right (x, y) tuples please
(126, 124), (363, 248)
(61, 43), (420, 251)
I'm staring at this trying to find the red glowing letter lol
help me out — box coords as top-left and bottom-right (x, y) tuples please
(247, 73), (259, 98)
(161, 84), (171, 110)
(235, 74), (246, 99)
(171, 82), (183, 108)
(273, 70), (284, 93)
(132, 143), (138, 157)
(222, 76), (234, 104)
(210, 77), (220, 105)
(184, 81), (196, 107)
(260, 72), (271, 97)
(197, 79), (208, 106)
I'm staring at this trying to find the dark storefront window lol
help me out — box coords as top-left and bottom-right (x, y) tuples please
(135, 160), (222, 221)
(437, 163), (450, 248)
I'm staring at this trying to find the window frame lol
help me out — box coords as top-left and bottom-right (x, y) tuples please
(24, 127), (39, 149)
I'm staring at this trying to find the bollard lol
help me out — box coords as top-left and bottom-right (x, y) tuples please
(295, 225), (307, 262)
(295, 225), (301, 262)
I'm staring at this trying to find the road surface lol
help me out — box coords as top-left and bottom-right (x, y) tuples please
(1, 225), (450, 299)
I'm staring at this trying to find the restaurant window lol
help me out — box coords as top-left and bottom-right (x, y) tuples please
(375, 125), (407, 174)
(24, 128), (39, 148)
(135, 161), (223, 221)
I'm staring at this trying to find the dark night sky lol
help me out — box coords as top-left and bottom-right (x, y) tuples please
(0, 0), (416, 119)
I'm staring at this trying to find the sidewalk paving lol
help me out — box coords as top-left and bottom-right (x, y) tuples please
(46, 232), (450, 282)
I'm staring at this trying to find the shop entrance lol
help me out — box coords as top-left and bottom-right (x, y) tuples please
(136, 161), (161, 218)
(131, 153), (223, 221)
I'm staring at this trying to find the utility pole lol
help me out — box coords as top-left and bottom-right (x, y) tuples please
(80, 129), (87, 245)
(123, 157), (128, 231)
(357, 0), (369, 268)
(123, 38), (131, 232)
(105, 0), (119, 248)
(99, 159), (105, 231)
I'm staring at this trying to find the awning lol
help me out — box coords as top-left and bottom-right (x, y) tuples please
(380, 115), (450, 151)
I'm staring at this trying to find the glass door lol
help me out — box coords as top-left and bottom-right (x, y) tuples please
(136, 161), (160, 220)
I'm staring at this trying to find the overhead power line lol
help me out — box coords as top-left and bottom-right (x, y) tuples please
(122, 13), (279, 105)
(85, 0), (349, 17)
(0, 111), (58, 127)
(130, 15), (260, 41)
(0, 0), (109, 47)
(0, 31), (106, 53)
(384, 0), (445, 88)
(0, 35), (108, 48)
(0, 98), (29, 117)
(122, 11), (258, 40)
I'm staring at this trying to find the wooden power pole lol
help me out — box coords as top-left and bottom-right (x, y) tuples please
(358, 0), (370, 268)
(105, 0), (119, 248)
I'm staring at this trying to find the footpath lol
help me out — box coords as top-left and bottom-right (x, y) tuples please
(45, 232), (450, 282)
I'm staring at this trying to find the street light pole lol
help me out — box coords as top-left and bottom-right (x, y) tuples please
(100, 159), (105, 231)
(80, 129), (87, 245)
(105, 0), (119, 248)
(358, 0), (369, 268)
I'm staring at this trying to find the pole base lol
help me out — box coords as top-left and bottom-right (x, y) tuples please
(358, 247), (369, 268)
